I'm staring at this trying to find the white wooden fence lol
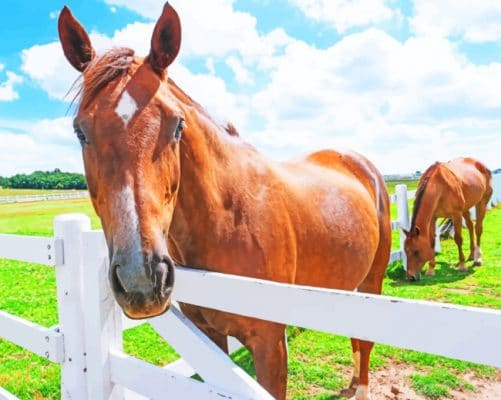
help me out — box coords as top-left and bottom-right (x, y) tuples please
(0, 191), (89, 204)
(0, 185), (500, 400)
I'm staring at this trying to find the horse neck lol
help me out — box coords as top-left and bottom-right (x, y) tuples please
(412, 179), (442, 237)
(169, 114), (257, 262)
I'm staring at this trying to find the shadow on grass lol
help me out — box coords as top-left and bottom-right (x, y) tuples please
(386, 260), (476, 287)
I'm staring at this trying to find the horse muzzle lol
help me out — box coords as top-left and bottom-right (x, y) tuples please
(109, 253), (175, 319)
(407, 271), (421, 282)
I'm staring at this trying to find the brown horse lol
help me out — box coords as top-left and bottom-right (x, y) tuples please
(404, 158), (492, 281)
(58, 4), (391, 399)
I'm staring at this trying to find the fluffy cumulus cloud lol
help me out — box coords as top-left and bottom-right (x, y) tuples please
(248, 29), (501, 172)
(289, 0), (394, 32)
(0, 117), (82, 176)
(411, 0), (501, 42)
(0, 65), (23, 101)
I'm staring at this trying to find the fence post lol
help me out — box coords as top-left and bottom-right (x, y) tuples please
(396, 184), (410, 271)
(82, 230), (124, 400)
(434, 222), (441, 253)
(54, 214), (91, 400)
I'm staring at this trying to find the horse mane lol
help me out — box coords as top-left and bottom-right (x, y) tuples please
(410, 162), (441, 231)
(71, 47), (135, 109)
(225, 122), (239, 137)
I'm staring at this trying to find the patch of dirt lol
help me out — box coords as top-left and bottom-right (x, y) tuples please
(444, 287), (473, 295)
(338, 362), (501, 400)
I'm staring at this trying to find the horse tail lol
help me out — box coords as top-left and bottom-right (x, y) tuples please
(472, 159), (493, 202)
(439, 218), (454, 239)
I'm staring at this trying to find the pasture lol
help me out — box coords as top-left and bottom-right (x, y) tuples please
(0, 183), (500, 399)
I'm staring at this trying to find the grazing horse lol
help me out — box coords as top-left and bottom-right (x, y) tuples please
(58, 4), (391, 399)
(404, 158), (492, 281)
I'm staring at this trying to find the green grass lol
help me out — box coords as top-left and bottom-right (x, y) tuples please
(410, 370), (474, 399)
(0, 189), (499, 399)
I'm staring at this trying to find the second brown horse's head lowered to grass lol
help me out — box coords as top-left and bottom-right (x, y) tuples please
(58, 4), (183, 318)
(403, 226), (435, 281)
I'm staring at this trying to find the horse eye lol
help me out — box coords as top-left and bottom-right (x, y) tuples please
(174, 118), (184, 140)
(75, 127), (88, 146)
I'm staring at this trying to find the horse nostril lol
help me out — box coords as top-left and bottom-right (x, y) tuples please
(111, 264), (127, 294)
(158, 257), (175, 294)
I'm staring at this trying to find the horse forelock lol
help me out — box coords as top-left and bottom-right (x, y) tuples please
(72, 47), (135, 109)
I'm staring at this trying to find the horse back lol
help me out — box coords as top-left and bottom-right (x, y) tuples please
(304, 149), (390, 220)
(443, 157), (492, 208)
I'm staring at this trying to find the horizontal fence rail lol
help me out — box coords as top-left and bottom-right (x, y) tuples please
(0, 311), (64, 363)
(173, 266), (501, 369)
(0, 191), (89, 204)
(0, 234), (62, 266)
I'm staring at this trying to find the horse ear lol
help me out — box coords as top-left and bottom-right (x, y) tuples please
(402, 228), (410, 237)
(414, 226), (420, 236)
(148, 2), (182, 73)
(58, 6), (95, 72)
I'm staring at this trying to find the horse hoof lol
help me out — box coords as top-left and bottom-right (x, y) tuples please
(340, 387), (356, 398)
(355, 385), (371, 400)
(467, 255), (474, 262)
(457, 263), (468, 272)
(473, 260), (482, 267)
(425, 269), (435, 276)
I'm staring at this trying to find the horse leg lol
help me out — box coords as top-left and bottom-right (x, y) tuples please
(452, 215), (467, 272)
(474, 201), (488, 266)
(200, 326), (229, 354)
(426, 217), (437, 276)
(347, 245), (389, 399)
(244, 322), (288, 400)
(463, 211), (475, 262)
(178, 303), (228, 353)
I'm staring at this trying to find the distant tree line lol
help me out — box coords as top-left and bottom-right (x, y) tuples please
(0, 169), (87, 190)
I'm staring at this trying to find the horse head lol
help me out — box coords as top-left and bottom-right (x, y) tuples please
(403, 226), (434, 281)
(58, 3), (183, 318)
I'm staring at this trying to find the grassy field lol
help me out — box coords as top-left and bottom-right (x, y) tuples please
(0, 184), (499, 399)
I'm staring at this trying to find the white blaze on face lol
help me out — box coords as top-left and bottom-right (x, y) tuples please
(113, 185), (148, 290)
(115, 90), (138, 126)
(114, 186), (142, 253)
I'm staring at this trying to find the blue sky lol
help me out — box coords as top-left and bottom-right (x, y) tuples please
(1, 0), (500, 175)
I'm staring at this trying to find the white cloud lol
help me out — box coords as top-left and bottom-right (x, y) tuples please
(411, 1), (501, 43)
(290, 0), (394, 32)
(21, 42), (79, 100)
(225, 56), (254, 85)
(0, 70), (23, 101)
(170, 63), (249, 129)
(0, 117), (82, 176)
(247, 28), (501, 172)
(104, 0), (294, 61)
